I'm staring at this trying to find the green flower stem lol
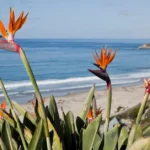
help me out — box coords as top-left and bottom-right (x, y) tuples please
(92, 96), (97, 119)
(136, 92), (149, 124)
(0, 79), (28, 150)
(19, 48), (51, 150)
(104, 83), (112, 134)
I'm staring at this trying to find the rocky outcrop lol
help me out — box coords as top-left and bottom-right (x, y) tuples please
(109, 101), (150, 129)
(138, 44), (150, 49)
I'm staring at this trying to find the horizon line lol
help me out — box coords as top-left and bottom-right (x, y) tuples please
(15, 38), (150, 40)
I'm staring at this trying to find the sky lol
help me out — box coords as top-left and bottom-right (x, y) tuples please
(0, 0), (150, 39)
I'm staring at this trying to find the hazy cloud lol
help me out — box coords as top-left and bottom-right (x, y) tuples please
(102, 1), (120, 7)
(119, 9), (139, 17)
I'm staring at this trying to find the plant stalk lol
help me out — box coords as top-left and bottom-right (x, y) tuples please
(136, 92), (149, 124)
(19, 47), (52, 150)
(92, 95), (97, 119)
(0, 79), (28, 150)
(104, 82), (112, 133)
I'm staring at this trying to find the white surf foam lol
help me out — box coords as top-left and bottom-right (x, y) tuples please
(0, 92), (19, 97)
(3, 71), (149, 90)
(21, 79), (140, 94)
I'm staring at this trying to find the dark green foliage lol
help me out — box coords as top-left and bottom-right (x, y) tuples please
(0, 86), (149, 150)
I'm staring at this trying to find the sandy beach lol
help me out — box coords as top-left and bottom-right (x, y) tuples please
(19, 84), (147, 117)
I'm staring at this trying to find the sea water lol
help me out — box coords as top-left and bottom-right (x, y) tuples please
(0, 39), (150, 103)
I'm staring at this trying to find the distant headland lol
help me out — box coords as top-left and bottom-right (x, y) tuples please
(138, 44), (150, 49)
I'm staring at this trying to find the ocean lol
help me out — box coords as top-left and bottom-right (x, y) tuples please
(0, 39), (150, 103)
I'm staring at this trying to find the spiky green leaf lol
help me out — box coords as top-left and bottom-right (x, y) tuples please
(143, 125), (150, 137)
(1, 121), (15, 150)
(64, 111), (77, 150)
(103, 125), (120, 150)
(47, 118), (63, 150)
(79, 85), (95, 122)
(49, 95), (62, 140)
(92, 96), (97, 119)
(82, 114), (102, 150)
(0, 109), (15, 128)
(127, 124), (142, 149)
(28, 119), (43, 150)
(0, 138), (7, 150)
(92, 134), (102, 150)
(118, 126), (128, 150)
(129, 137), (150, 150)
(12, 100), (37, 126)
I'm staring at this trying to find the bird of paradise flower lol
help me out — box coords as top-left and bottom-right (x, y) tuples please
(0, 8), (52, 150)
(88, 47), (116, 133)
(87, 106), (103, 123)
(0, 100), (6, 119)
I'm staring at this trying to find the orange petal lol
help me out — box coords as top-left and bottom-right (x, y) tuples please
(87, 109), (93, 120)
(103, 49), (107, 67)
(95, 51), (100, 61)
(106, 49), (112, 64)
(107, 49), (112, 57)
(108, 51), (116, 64)
(101, 64), (106, 70)
(92, 52), (100, 65)
(102, 61), (106, 69)
(94, 53), (103, 66)
(100, 49), (104, 65)
(16, 12), (29, 31)
(10, 8), (15, 26)
(14, 11), (24, 26)
(98, 61), (103, 67)
(8, 8), (14, 34)
(0, 21), (7, 39)
(13, 11), (24, 34)
(96, 107), (104, 116)
(100, 49), (106, 69)
(22, 13), (29, 25)
(13, 18), (22, 34)
(0, 112), (2, 118)
(1, 100), (6, 110)
(101, 48), (108, 69)
(104, 47), (107, 54)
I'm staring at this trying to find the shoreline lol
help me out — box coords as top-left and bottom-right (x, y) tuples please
(6, 80), (141, 104)
(18, 83), (146, 117)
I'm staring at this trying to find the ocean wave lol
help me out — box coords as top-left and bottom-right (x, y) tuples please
(0, 79), (140, 97)
(21, 79), (140, 94)
(54, 79), (140, 91)
(3, 71), (149, 90)
(127, 72), (150, 78)
(0, 64), (22, 67)
(23, 89), (51, 94)
(0, 92), (19, 97)
(122, 48), (133, 50)
(5, 76), (99, 89)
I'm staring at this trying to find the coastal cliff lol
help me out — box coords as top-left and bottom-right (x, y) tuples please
(138, 44), (150, 49)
